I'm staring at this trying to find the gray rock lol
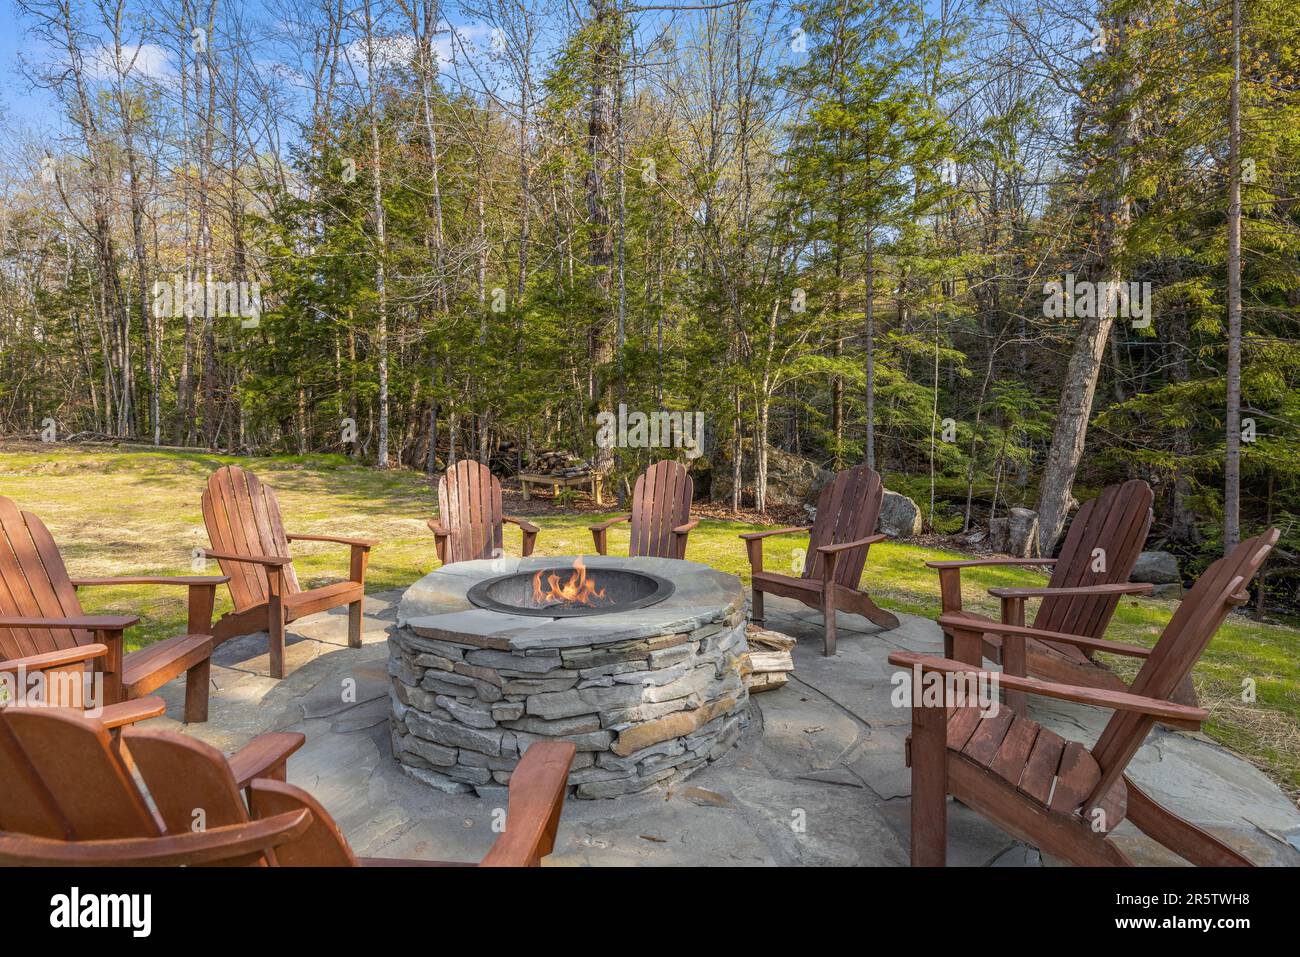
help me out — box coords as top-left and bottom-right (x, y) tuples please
(876, 490), (922, 539)
(515, 728), (614, 752)
(435, 695), (497, 729)
(1007, 508), (1040, 558)
(399, 764), (473, 794)
(1151, 582), (1184, 600)
(491, 701), (525, 721)
(1133, 550), (1180, 585)
(502, 675), (579, 695)
(406, 711), (505, 756)
(466, 648), (568, 673)
(443, 763), (493, 786)
(504, 713), (602, 736)
(399, 734), (457, 767)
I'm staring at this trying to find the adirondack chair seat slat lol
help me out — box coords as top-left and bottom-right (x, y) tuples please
(917, 708), (1121, 819)
(120, 634), (214, 699)
(282, 581), (364, 617)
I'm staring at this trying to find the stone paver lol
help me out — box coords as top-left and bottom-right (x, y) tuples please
(145, 587), (1300, 866)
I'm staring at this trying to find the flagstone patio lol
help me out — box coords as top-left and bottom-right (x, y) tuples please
(142, 587), (1300, 866)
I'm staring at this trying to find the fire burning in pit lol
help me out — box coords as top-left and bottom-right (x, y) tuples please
(532, 556), (608, 609)
(466, 556), (675, 618)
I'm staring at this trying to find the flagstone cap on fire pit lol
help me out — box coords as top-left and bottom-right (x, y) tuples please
(397, 555), (745, 650)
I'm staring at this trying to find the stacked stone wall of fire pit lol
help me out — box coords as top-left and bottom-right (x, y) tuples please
(388, 556), (751, 799)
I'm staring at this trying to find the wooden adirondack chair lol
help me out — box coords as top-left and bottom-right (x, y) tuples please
(928, 479), (1158, 714)
(0, 706), (576, 867)
(0, 703), (303, 864)
(589, 460), (698, 559)
(429, 460), (540, 565)
(891, 529), (1278, 867)
(202, 466), (374, 679)
(0, 496), (220, 724)
(741, 464), (900, 656)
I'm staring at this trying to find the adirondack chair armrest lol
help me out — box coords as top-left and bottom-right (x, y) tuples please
(673, 518), (700, 535)
(589, 514), (632, 532)
(887, 650), (1207, 724)
(504, 515), (540, 534)
(937, 613), (1151, 658)
(427, 520), (451, 564)
(427, 520), (450, 536)
(925, 558), (1057, 569)
(71, 576), (230, 587)
(286, 533), (375, 549)
(0, 643), (110, 674)
(590, 514), (631, 556)
(0, 809), (314, 867)
(229, 732), (308, 788)
(0, 614), (138, 631)
(201, 549), (293, 568)
(99, 696), (168, 729)
(738, 526), (810, 541)
(986, 582), (1154, 599)
(816, 533), (888, 556)
(71, 576), (230, 636)
(740, 527), (811, 573)
(479, 741), (577, 867)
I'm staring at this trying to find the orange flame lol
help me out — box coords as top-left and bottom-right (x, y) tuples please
(532, 556), (607, 608)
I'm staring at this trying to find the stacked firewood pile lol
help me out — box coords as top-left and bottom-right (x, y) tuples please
(527, 450), (593, 478)
(742, 625), (795, 693)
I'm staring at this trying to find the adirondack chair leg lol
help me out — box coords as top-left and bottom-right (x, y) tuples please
(348, 599), (363, 649)
(750, 585), (764, 625)
(1000, 634), (1029, 718)
(821, 552), (838, 656)
(268, 613), (286, 680)
(949, 626), (984, 669)
(266, 567), (286, 680)
(910, 700), (947, 866)
(184, 657), (211, 723)
(1123, 775), (1253, 866)
(591, 528), (608, 555)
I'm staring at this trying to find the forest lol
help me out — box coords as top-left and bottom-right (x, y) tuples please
(0, 0), (1297, 598)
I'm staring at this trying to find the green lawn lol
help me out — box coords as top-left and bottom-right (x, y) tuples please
(2, 442), (1297, 803)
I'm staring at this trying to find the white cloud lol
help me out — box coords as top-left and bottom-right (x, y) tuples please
(83, 43), (177, 83)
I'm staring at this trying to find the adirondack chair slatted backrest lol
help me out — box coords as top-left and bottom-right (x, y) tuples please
(0, 707), (160, 840)
(1089, 530), (1277, 791)
(202, 466), (301, 610)
(437, 461), (504, 564)
(801, 465), (884, 587)
(0, 497), (90, 658)
(1034, 479), (1154, 638)
(124, 729), (270, 866)
(628, 461), (693, 559)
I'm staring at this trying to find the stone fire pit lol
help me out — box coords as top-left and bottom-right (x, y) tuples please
(388, 555), (751, 798)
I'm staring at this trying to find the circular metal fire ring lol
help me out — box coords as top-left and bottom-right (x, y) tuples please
(465, 565), (676, 618)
